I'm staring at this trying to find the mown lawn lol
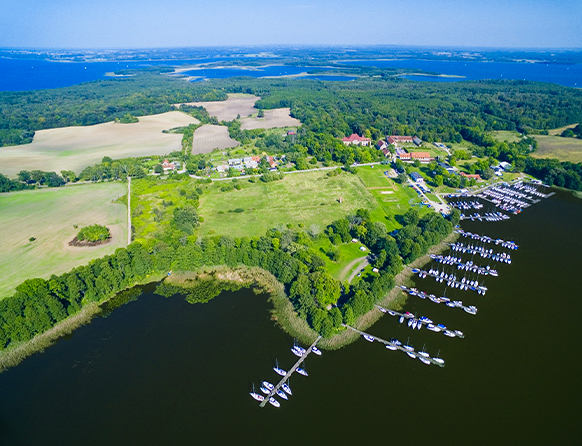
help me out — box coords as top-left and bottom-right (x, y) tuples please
(532, 135), (582, 163)
(197, 170), (377, 238)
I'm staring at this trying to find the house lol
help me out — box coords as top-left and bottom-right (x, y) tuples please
(216, 164), (228, 173)
(387, 135), (413, 146)
(342, 133), (371, 146)
(162, 159), (176, 171)
(377, 140), (388, 151)
(287, 130), (296, 136)
(410, 172), (424, 183)
(398, 152), (412, 161)
(413, 136), (422, 146)
(382, 148), (391, 158)
(266, 156), (278, 168)
(460, 172), (481, 180)
(410, 152), (431, 162)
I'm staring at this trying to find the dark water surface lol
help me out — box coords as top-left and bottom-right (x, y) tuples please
(0, 190), (581, 445)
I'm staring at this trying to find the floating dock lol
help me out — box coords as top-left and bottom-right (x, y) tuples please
(259, 336), (322, 408)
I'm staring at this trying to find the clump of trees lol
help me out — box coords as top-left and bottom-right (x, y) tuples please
(76, 224), (110, 242)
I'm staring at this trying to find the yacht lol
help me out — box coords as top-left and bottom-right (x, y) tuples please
(250, 392), (265, 402)
(385, 343), (398, 351)
(311, 346), (322, 356)
(363, 334), (375, 342)
(282, 383), (292, 395)
(268, 397), (281, 408)
(296, 367), (308, 377)
(262, 381), (274, 391)
(444, 330), (456, 337)
(260, 386), (270, 395)
(276, 389), (288, 400)
(418, 356), (431, 365)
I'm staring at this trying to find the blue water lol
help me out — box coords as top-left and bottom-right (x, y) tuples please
(340, 59), (582, 88)
(0, 57), (241, 91)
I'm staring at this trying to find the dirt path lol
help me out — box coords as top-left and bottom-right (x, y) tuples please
(339, 256), (369, 283)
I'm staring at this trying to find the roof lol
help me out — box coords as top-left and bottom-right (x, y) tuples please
(410, 172), (423, 181)
(342, 133), (371, 143)
(387, 135), (413, 144)
(460, 172), (481, 179)
(411, 152), (430, 159)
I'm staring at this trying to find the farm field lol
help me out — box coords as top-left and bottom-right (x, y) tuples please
(532, 135), (582, 163)
(547, 123), (579, 136)
(240, 108), (301, 130)
(0, 183), (127, 297)
(192, 124), (240, 154)
(197, 170), (377, 238)
(179, 94), (259, 121)
(0, 111), (198, 177)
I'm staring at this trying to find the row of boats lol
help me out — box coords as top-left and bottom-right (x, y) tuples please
(449, 242), (513, 263)
(423, 269), (488, 294)
(251, 344), (322, 407)
(459, 211), (510, 222)
(360, 333), (445, 366)
(429, 255), (499, 276)
(449, 201), (483, 210)
(399, 285), (478, 314)
(513, 181), (546, 197)
(454, 229), (519, 249)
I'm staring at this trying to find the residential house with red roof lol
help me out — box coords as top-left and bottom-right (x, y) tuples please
(342, 134), (371, 146)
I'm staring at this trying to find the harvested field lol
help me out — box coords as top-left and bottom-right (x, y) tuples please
(0, 183), (127, 297)
(0, 112), (198, 177)
(532, 135), (582, 163)
(177, 94), (259, 121)
(240, 108), (301, 130)
(192, 125), (240, 154)
(548, 123), (579, 136)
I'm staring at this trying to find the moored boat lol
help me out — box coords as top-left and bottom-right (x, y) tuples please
(311, 346), (322, 356)
(251, 392), (265, 402)
(296, 367), (308, 376)
(363, 334), (375, 342)
(276, 389), (288, 400)
(262, 381), (274, 391)
(282, 383), (292, 395)
(385, 343), (397, 351)
(269, 397), (280, 408)
(274, 367), (287, 376)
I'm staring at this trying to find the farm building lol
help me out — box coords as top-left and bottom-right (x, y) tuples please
(387, 135), (413, 146)
(342, 133), (371, 146)
(413, 136), (422, 146)
(410, 152), (431, 162)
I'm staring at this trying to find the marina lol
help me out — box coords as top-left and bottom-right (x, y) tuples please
(399, 284), (478, 314)
(428, 255), (499, 276)
(376, 305), (465, 338)
(257, 336), (322, 408)
(343, 325), (445, 367)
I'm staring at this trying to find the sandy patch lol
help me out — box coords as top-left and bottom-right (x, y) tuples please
(192, 125), (240, 154)
(380, 191), (395, 194)
(240, 108), (301, 130)
(176, 94), (259, 121)
(0, 111), (198, 177)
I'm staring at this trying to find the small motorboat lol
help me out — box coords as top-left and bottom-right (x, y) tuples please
(311, 346), (322, 356)
(406, 351), (416, 359)
(363, 334), (375, 342)
(378, 307), (387, 313)
(418, 356), (431, 365)
(390, 339), (402, 346)
(432, 357), (445, 365)
(282, 383), (292, 395)
(296, 367), (308, 376)
(251, 392), (265, 402)
(444, 330), (456, 337)
(399, 316), (405, 324)
(268, 397), (280, 408)
(260, 386), (270, 395)
(388, 310), (397, 316)
(262, 381), (274, 391)
(385, 343), (397, 351)
(455, 330), (464, 337)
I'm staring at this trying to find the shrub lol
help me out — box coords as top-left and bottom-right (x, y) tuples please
(233, 208), (244, 213)
(76, 224), (110, 242)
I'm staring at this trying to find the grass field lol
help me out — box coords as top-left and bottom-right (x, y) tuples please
(197, 170), (377, 238)
(492, 130), (522, 143)
(192, 124), (240, 154)
(0, 111), (198, 178)
(532, 135), (582, 163)
(0, 183), (127, 297)
(240, 108), (301, 130)
(179, 94), (259, 121)
(548, 123), (579, 136)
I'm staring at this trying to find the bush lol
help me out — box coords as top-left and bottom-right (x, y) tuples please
(233, 208), (245, 213)
(76, 224), (110, 242)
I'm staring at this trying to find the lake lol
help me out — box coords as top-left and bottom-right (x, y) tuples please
(340, 59), (582, 88)
(0, 187), (580, 445)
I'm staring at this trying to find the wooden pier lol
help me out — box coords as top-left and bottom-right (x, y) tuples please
(375, 305), (465, 339)
(343, 325), (444, 367)
(259, 336), (322, 408)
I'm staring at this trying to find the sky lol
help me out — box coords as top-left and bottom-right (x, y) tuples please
(1, 0), (581, 49)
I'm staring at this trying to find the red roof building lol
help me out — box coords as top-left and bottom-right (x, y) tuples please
(411, 152), (431, 162)
(342, 134), (371, 146)
(162, 159), (176, 170)
(387, 135), (414, 145)
(460, 172), (481, 180)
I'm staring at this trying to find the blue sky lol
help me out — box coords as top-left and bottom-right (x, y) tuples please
(1, 0), (581, 49)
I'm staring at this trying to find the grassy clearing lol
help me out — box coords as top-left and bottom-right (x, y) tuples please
(198, 170), (377, 238)
(548, 123), (579, 136)
(492, 130), (522, 143)
(0, 112), (198, 177)
(532, 135), (582, 163)
(0, 183), (127, 297)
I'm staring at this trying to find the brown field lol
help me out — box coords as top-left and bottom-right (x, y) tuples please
(240, 108), (301, 130)
(532, 135), (582, 163)
(0, 112), (198, 177)
(177, 94), (259, 121)
(0, 183), (127, 297)
(192, 125), (240, 154)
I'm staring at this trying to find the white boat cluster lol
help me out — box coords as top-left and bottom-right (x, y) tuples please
(429, 254), (499, 276)
(379, 306), (466, 338)
(477, 181), (546, 214)
(455, 229), (518, 249)
(251, 343), (321, 407)
(459, 211), (510, 222)
(449, 201), (483, 210)
(449, 242), (513, 263)
(513, 181), (546, 197)
(420, 269), (489, 294)
(399, 285), (478, 314)
(360, 332), (445, 366)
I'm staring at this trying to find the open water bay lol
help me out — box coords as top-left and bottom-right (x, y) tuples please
(0, 189), (580, 445)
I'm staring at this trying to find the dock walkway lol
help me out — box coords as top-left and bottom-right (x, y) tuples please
(343, 325), (444, 367)
(259, 336), (322, 407)
(375, 305), (465, 338)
